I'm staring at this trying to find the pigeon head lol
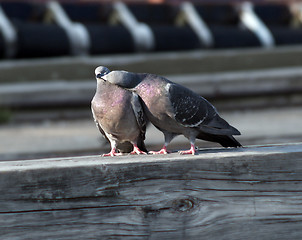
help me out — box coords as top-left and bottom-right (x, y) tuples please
(102, 70), (141, 89)
(95, 66), (110, 80)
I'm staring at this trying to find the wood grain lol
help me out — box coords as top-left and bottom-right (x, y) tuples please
(1, 143), (302, 239)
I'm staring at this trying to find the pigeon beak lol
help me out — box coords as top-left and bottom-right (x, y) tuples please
(96, 73), (103, 79)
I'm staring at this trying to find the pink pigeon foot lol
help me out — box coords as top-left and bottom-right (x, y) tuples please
(102, 148), (123, 157)
(130, 145), (147, 155)
(149, 146), (170, 154)
(179, 144), (197, 155)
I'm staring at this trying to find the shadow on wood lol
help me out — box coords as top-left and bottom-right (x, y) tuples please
(0, 143), (302, 239)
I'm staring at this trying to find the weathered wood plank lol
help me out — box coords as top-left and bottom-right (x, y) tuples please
(0, 143), (302, 239)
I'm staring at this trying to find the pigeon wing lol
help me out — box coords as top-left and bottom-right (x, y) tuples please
(168, 83), (241, 136)
(131, 92), (147, 137)
(130, 92), (148, 152)
(168, 83), (209, 127)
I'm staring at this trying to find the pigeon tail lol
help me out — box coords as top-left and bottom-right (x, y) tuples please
(216, 135), (242, 148)
(201, 114), (241, 136)
(197, 132), (242, 148)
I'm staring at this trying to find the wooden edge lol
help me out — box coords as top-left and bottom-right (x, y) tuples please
(1, 143), (301, 172)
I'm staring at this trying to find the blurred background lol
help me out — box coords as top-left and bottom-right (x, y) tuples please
(0, 0), (301, 160)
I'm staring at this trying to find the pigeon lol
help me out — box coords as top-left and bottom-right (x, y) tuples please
(102, 69), (242, 155)
(91, 66), (147, 157)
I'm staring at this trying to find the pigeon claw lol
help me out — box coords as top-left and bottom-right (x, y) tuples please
(102, 148), (123, 157)
(149, 146), (170, 155)
(178, 145), (196, 155)
(130, 145), (147, 155)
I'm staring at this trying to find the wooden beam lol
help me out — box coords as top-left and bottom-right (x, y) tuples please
(1, 143), (302, 239)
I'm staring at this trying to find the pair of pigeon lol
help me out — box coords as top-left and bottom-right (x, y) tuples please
(91, 66), (241, 156)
